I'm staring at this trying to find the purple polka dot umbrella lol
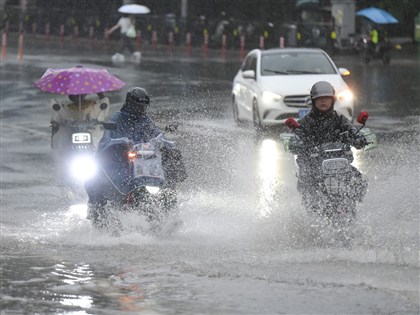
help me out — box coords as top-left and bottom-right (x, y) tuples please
(34, 65), (125, 95)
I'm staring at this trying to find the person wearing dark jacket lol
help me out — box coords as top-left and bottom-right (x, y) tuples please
(294, 82), (364, 148)
(291, 81), (367, 211)
(97, 87), (162, 154)
(85, 87), (187, 212)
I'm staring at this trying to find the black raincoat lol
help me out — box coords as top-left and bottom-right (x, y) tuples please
(98, 110), (162, 153)
(85, 108), (186, 206)
(294, 109), (359, 148)
(291, 108), (367, 205)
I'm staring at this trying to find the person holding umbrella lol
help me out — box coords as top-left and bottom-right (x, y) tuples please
(34, 66), (125, 149)
(107, 4), (150, 63)
(49, 92), (110, 147)
(106, 14), (138, 60)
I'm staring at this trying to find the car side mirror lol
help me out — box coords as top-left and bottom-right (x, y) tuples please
(357, 112), (369, 125)
(102, 122), (117, 130)
(338, 67), (351, 76)
(242, 70), (256, 79)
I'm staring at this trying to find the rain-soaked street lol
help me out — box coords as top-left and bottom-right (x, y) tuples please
(1, 42), (419, 314)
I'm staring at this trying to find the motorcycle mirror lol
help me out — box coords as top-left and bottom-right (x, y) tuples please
(285, 117), (299, 130)
(102, 122), (117, 130)
(357, 112), (369, 125)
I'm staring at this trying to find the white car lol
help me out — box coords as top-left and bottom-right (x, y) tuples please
(231, 48), (354, 128)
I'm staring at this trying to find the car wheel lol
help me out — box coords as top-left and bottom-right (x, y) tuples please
(252, 99), (262, 130)
(232, 97), (242, 126)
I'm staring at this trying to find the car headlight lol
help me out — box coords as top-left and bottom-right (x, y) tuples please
(336, 89), (353, 102)
(232, 83), (241, 95)
(262, 91), (282, 103)
(70, 155), (97, 181)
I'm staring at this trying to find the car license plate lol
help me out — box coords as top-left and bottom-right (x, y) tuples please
(72, 132), (91, 144)
(298, 109), (310, 118)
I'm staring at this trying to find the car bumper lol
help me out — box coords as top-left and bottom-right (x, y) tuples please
(259, 100), (354, 125)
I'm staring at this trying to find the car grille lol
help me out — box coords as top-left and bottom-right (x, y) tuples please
(284, 95), (312, 108)
(275, 113), (299, 120)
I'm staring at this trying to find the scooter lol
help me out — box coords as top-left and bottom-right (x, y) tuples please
(50, 95), (111, 184)
(85, 129), (186, 232)
(359, 37), (391, 65)
(280, 112), (377, 227)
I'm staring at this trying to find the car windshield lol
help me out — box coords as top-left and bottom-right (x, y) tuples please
(261, 52), (337, 76)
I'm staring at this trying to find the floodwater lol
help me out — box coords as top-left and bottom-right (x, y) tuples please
(1, 45), (419, 314)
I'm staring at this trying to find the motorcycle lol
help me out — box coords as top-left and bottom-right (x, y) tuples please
(49, 94), (112, 185)
(280, 112), (377, 227)
(359, 36), (391, 65)
(85, 128), (186, 232)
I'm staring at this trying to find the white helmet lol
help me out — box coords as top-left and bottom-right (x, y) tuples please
(310, 81), (336, 105)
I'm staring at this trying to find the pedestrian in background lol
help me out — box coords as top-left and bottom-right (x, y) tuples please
(107, 14), (140, 62)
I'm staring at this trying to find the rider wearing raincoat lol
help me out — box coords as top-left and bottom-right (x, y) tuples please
(85, 87), (187, 208)
(50, 93), (110, 149)
(290, 81), (368, 211)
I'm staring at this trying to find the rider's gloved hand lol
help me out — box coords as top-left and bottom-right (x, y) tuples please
(353, 135), (368, 149)
(289, 138), (305, 154)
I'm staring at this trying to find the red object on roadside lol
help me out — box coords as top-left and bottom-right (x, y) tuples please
(259, 36), (264, 50)
(17, 33), (24, 62)
(1, 32), (7, 60)
(45, 23), (50, 41)
(185, 32), (191, 55)
(279, 36), (285, 48)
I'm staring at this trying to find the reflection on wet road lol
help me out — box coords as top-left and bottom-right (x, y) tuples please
(1, 49), (419, 314)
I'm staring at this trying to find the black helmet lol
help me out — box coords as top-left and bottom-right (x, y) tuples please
(310, 81), (336, 104)
(123, 87), (150, 115)
(126, 87), (150, 106)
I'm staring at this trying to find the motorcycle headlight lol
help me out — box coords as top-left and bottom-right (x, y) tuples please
(146, 186), (160, 194)
(336, 90), (353, 102)
(70, 155), (97, 181)
(262, 91), (282, 103)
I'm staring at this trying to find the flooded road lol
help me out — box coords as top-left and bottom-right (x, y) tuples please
(1, 46), (419, 314)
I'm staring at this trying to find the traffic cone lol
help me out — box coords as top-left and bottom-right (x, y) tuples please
(1, 31), (7, 61)
(17, 33), (24, 62)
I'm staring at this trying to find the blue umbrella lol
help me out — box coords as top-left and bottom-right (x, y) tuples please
(356, 7), (398, 24)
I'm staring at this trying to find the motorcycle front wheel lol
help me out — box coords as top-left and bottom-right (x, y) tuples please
(88, 202), (122, 235)
(328, 199), (356, 228)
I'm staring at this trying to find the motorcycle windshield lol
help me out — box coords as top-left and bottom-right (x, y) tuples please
(98, 136), (169, 194)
